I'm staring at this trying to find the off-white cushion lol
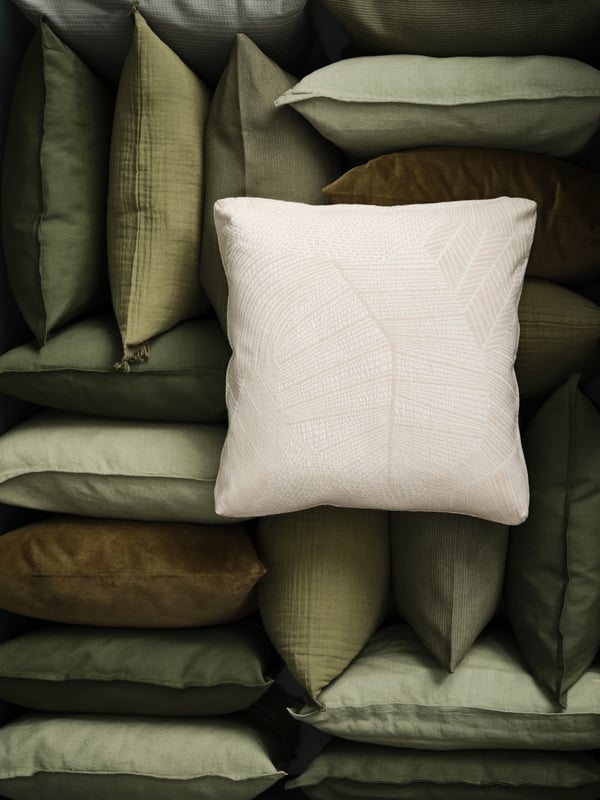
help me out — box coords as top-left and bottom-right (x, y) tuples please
(213, 197), (536, 524)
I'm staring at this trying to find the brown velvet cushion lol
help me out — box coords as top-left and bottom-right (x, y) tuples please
(323, 147), (600, 287)
(0, 516), (266, 627)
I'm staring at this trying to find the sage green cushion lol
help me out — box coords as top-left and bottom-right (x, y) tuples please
(199, 33), (343, 330)
(0, 316), (230, 421)
(1, 20), (112, 345)
(289, 741), (600, 799)
(0, 712), (287, 800)
(275, 55), (600, 160)
(319, 1), (600, 64)
(506, 375), (600, 707)
(291, 624), (600, 749)
(0, 624), (276, 715)
(391, 513), (508, 672)
(257, 506), (390, 701)
(107, 11), (211, 365)
(516, 281), (600, 401)
(0, 410), (237, 523)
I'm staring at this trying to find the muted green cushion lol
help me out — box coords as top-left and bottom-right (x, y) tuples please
(506, 375), (600, 706)
(289, 740), (600, 799)
(1, 21), (112, 345)
(0, 712), (286, 800)
(0, 410), (237, 523)
(276, 55), (600, 160)
(391, 513), (508, 672)
(291, 624), (600, 749)
(199, 33), (343, 330)
(0, 624), (276, 715)
(0, 316), (230, 421)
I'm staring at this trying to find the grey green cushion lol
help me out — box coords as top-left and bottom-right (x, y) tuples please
(291, 624), (600, 749)
(276, 55), (600, 160)
(257, 506), (390, 701)
(0, 624), (276, 715)
(319, 1), (600, 64)
(1, 20), (112, 345)
(199, 33), (343, 330)
(0, 316), (230, 421)
(0, 410), (237, 523)
(107, 11), (211, 366)
(289, 741), (600, 799)
(391, 513), (508, 671)
(506, 375), (600, 706)
(0, 712), (287, 800)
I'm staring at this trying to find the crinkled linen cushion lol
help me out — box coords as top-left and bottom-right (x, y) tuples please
(213, 197), (536, 523)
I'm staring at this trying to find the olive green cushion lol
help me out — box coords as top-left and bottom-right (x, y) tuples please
(0, 623), (276, 715)
(0, 410), (236, 523)
(1, 21), (112, 345)
(291, 624), (600, 749)
(107, 11), (211, 365)
(0, 316), (230, 421)
(289, 741), (600, 799)
(275, 55), (600, 160)
(199, 33), (343, 330)
(257, 506), (390, 701)
(0, 712), (287, 800)
(506, 375), (600, 707)
(391, 513), (508, 672)
(323, 147), (600, 288)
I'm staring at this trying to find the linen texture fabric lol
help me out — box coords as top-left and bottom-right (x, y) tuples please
(200, 33), (343, 330)
(214, 197), (535, 523)
(288, 740), (600, 799)
(506, 375), (600, 707)
(323, 147), (600, 288)
(107, 11), (211, 368)
(391, 512), (508, 671)
(256, 506), (390, 700)
(0, 410), (236, 523)
(275, 55), (600, 160)
(291, 624), (600, 750)
(0, 316), (231, 421)
(0, 21), (112, 345)
(0, 624), (276, 715)
(0, 516), (265, 626)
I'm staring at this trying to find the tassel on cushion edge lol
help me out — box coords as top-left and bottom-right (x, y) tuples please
(114, 342), (151, 372)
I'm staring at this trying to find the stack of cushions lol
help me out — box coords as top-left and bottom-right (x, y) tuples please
(0, 0), (599, 798)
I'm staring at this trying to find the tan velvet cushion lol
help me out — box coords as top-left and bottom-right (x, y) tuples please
(323, 147), (600, 287)
(0, 516), (266, 627)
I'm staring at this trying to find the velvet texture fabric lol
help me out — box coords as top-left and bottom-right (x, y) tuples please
(323, 147), (600, 287)
(0, 517), (266, 626)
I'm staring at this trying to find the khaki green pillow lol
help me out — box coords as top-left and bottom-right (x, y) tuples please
(0, 410), (235, 523)
(391, 513), (508, 672)
(0, 316), (230, 422)
(199, 33), (343, 330)
(0, 712), (287, 800)
(0, 516), (265, 626)
(275, 55), (600, 160)
(289, 740), (600, 800)
(107, 11), (211, 368)
(1, 21), (112, 346)
(257, 506), (390, 702)
(323, 147), (600, 288)
(506, 375), (600, 707)
(0, 623), (276, 715)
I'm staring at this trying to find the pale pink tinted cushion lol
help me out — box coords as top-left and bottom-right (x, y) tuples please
(214, 197), (536, 523)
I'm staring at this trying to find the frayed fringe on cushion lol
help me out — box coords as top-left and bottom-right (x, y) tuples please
(114, 343), (151, 372)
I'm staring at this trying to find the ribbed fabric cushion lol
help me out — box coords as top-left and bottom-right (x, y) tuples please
(391, 513), (508, 671)
(200, 33), (343, 330)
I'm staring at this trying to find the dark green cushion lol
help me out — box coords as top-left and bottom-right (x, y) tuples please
(0, 316), (230, 422)
(1, 21), (112, 345)
(288, 740), (600, 799)
(506, 375), (600, 706)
